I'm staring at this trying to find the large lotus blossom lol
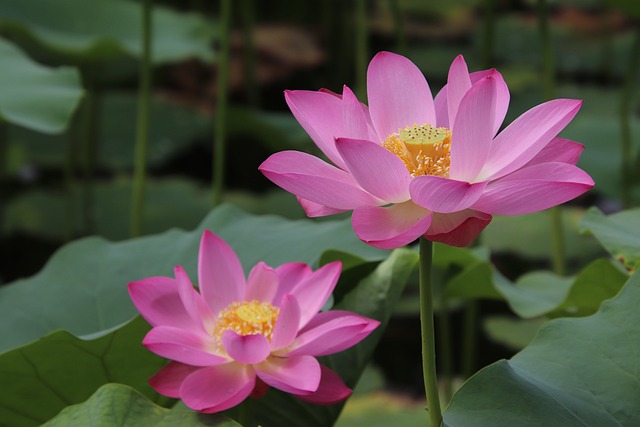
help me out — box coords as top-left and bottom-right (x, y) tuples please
(128, 230), (378, 413)
(260, 52), (594, 249)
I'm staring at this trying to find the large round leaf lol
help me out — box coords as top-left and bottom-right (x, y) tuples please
(444, 270), (640, 426)
(581, 207), (640, 269)
(0, 38), (82, 133)
(0, 204), (384, 352)
(42, 384), (239, 427)
(0, 0), (214, 63)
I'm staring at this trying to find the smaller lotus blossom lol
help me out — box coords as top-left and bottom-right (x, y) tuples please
(128, 230), (379, 413)
(260, 52), (594, 249)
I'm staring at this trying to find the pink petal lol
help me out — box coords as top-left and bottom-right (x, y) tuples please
(297, 197), (347, 218)
(480, 99), (582, 180)
(222, 331), (271, 365)
(367, 51), (436, 139)
(260, 151), (382, 210)
(270, 294), (302, 351)
(410, 176), (487, 213)
(180, 363), (255, 412)
(143, 326), (226, 366)
(524, 137), (584, 167)
(296, 365), (352, 405)
(273, 262), (312, 305)
(174, 266), (215, 332)
(450, 75), (497, 182)
(148, 362), (200, 398)
(128, 277), (195, 330)
(198, 231), (245, 315)
(244, 262), (278, 304)
(469, 69), (510, 135)
(447, 54), (472, 126)
(335, 137), (412, 203)
(424, 209), (492, 247)
(433, 85), (449, 128)
(290, 261), (342, 329)
(352, 202), (433, 249)
(255, 355), (321, 394)
(471, 162), (594, 215)
(285, 90), (348, 170)
(435, 67), (510, 135)
(284, 310), (379, 357)
(342, 85), (376, 141)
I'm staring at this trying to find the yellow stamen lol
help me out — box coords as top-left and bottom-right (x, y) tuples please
(382, 123), (451, 178)
(214, 300), (280, 341)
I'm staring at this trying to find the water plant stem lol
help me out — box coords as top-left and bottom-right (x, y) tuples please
(621, 26), (640, 208)
(212, 0), (232, 207)
(241, 0), (259, 109)
(389, 0), (406, 55)
(131, 0), (153, 237)
(537, 0), (566, 275)
(355, 0), (368, 101)
(419, 237), (442, 427)
(481, 0), (494, 69)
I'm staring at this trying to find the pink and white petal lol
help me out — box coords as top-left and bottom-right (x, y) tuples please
(222, 331), (271, 365)
(285, 90), (348, 170)
(342, 85), (375, 141)
(335, 137), (412, 203)
(433, 85), (450, 128)
(245, 262), (279, 304)
(271, 294), (302, 351)
(255, 355), (321, 394)
(273, 262), (313, 305)
(198, 231), (245, 316)
(410, 176), (487, 213)
(296, 365), (352, 405)
(290, 261), (342, 329)
(173, 266), (215, 332)
(447, 54), (472, 126)
(524, 137), (584, 167)
(367, 51), (436, 139)
(480, 99), (583, 181)
(450, 75), (497, 182)
(143, 326), (225, 367)
(128, 277), (195, 329)
(469, 69), (510, 135)
(284, 310), (379, 357)
(148, 362), (200, 398)
(352, 202), (433, 250)
(180, 363), (255, 412)
(471, 162), (594, 215)
(260, 151), (383, 210)
(424, 210), (492, 247)
(297, 197), (347, 218)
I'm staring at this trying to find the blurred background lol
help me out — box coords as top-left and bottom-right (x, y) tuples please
(0, 0), (638, 424)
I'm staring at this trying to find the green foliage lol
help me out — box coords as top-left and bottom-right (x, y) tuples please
(581, 207), (640, 269)
(444, 270), (640, 426)
(0, 38), (82, 133)
(0, 204), (384, 353)
(0, 317), (170, 427)
(42, 384), (239, 427)
(0, 0), (214, 63)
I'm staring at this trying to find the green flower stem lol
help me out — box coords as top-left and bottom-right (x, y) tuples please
(621, 26), (640, 208)
(389, 0), (406, 55)
(355, 0), (368, 101)
(419, 237), (442, 427)
(131, 0), (153, 237)
(481, 0), (495, 69)
(241, 0), (259, 109)
(537, 0), (567, 275)
(212, 0), (232, 207)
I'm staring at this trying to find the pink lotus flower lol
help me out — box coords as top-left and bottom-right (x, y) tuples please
(128, 230), (379, 413)
(260, 52), (594, 249)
